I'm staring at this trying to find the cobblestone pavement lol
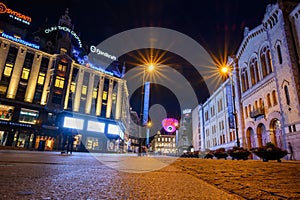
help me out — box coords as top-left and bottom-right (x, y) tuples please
(0, 150), (299, 200)
(171, 158), (300, 200)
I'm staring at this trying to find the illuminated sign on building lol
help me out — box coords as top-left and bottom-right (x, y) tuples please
(44, 26), (82, 48)
(90, 45), (117, 61)
(182, 109), (192, 114)
(162, 118), (179, 133)
(1, 33), (40, 49)
(0, 3), (31, 25)
(63, 117), (84, 130)
(87, 121), (105, 133)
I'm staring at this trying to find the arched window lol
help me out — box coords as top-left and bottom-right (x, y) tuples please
(241, 68), (249, 92)
(248, 104), (252, 115)
(272, 90), (278, 106)
(259, 98), (264, 108)
(267, 93), (272, 108)
(277, 45), (282, 64)
(254, 100), (258, 109)
(260, 50), (268, 77)
(249, 58), (256, 86)
(245, 106), (248, 118)
(284, 85), (290, 105)
(267, 49), (273, 73)
(260, 46), (273, 77)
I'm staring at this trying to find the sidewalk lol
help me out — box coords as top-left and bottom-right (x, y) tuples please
(0, 150), (299, 199)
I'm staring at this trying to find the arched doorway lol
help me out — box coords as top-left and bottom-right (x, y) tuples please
(270, 119), (282, 148)
(246, 127), (255, 149)
(257, 123), (267, 147)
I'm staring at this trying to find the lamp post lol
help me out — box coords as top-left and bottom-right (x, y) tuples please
(138, 63), (155, 156)
(221, 65), (240, 147)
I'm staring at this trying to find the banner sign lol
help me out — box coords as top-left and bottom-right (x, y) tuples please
(226, 84), (235, 129)
(142, 82), (150, 126)
(0, 3), (31, 25)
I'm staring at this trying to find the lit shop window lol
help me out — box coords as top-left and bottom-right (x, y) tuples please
(70, 82), (76, 93)
(21, 68), (30, 80)
(0, 104), (14, 121)
(54, 76), (65, 88)
(82, 85), (87, 95)
(37, 73), (45, 85)
(102, 91), (107, 100)
(3, 63), (13, 77)
(58, 64), (67, 72)
(18, 108), (39, 124)
(92, 88), (97, 98)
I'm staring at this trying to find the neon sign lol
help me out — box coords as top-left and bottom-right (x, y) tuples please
(90, 45), (117, 61)
(162, 118), (179, 133)
(44, 26), (82, 48)
(0, 3), (31, 25)
(1, 33), (40, 49)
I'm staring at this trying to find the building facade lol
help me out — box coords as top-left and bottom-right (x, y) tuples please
(0, 9), (131, 152)
(196, 79), (237, 151)
(191, 105), (200, 151)
(177, 109), (193, 152)
(229, 0), (300, 159)
(151, 131), (176, 155)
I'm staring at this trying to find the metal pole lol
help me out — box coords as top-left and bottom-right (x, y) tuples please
(230, 72), (240, 147)
(138, 67), (146, 156)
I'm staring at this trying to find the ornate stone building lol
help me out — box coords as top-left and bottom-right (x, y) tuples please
(229, 0), (300, 159)
(0, 9), (131, 152)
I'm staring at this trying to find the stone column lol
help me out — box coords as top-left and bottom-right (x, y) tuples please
(24, 53), (42, 102)
(115, 80), (123, 120)
(96, 76), (105, 116)
(85, 73), (95, 114)
(6, 47), (26, 99)
(0, 42), (10, 80)
(73, 68), (84, 112)
(106, 78), (114, 118)
(41, 57), (53, 105)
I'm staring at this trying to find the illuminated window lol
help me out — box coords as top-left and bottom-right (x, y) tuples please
(54, 76), (65, 88)
(58, 64), (66, 72)
(112, 93), (116, 103)
(82, 85), (87, 95)
(92, 88), (97, 98)
(102, 91), (107, 100)
(21, 68), (30, 80)
(37, 73), (45, 85)
(70, 82), (76, 93)
(19, 108), (39, 124)
(3, 64), (13, 77)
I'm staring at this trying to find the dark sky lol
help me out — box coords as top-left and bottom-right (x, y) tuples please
(4, 0), (277, 59)
(2, 0), (278, 130)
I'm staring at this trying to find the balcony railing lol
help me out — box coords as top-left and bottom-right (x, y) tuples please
(250, 107), (265, 118)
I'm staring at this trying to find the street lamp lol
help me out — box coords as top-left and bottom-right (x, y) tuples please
(220, 65), (240, 147)
(138, 63), (155, 156)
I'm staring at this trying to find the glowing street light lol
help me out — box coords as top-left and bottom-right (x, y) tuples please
(220, 64), (240, 147)
(138, 63), (156, 155)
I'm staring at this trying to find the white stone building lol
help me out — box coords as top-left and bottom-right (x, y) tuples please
(229, 1), (300, 159)
(197, 79), (237, 151)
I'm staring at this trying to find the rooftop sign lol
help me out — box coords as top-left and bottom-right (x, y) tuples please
(1, 32), (40, 49)
(0, 3), (31, 25)
(44, 26), (82, 48)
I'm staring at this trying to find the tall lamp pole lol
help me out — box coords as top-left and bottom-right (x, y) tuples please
(139, 64), (155, 156)
(221, 65), (240, 147)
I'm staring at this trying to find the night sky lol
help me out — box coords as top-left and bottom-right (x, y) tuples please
(1, 0), (278, 132)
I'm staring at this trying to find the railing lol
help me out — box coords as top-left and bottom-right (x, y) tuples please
(250, 107), (265, 118)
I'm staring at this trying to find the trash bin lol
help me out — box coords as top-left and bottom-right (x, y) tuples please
(38, 140), (46, 151)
